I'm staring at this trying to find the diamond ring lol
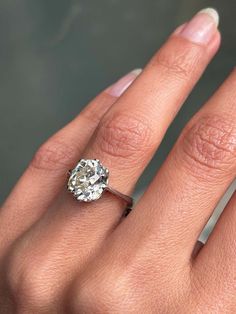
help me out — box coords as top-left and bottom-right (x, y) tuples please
(67, 159), (133, 210)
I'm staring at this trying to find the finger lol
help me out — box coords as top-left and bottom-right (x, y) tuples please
(60, 8), (220, 217)
(192, 189), (236, 311)
(122, 64), (236, 267)
(0, 69), (141, 255)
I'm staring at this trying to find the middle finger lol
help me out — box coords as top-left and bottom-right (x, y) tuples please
(63, 8), (220, 215)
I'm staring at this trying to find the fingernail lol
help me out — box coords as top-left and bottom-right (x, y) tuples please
(178, 8), (219, 45)
(106, 68), (142, 97)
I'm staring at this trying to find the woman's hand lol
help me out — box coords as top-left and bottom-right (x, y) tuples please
(1, 8), (236, 313)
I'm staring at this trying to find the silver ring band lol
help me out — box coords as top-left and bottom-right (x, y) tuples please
(104, 186), (133, 209)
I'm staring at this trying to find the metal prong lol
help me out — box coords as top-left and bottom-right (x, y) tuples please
(67, 169), (72, 177)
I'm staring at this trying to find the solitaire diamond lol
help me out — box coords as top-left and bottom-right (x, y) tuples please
(67, 159), (109, 202)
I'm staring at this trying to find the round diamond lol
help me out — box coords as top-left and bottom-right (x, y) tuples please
(67, 159), (109, 202)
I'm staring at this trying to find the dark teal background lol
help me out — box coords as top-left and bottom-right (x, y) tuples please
(1, 0), (235, 203)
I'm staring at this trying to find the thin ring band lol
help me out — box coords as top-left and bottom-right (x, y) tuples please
(104, 186), (133, 209)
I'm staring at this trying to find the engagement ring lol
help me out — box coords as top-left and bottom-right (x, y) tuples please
(67, 159), (133, 210)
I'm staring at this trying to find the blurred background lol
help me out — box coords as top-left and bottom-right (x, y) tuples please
(1, 0), (235, 230)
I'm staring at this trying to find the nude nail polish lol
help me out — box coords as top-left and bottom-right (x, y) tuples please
(178, 8), (219, 45)
(106, 69), (142, 97)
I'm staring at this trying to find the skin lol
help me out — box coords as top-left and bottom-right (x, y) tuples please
(0, 11), (236, 314)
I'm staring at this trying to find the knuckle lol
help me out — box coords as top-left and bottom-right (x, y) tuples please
(5, 249), (55, 311)
(180, 114), (236, 176)
(30, 138), (75, 172)
(151, 40), (201, 80)
(71, 274), (134, 314)
(72, 266), (186, 314)
(71, 280), (114, 313)
(95, 112), (153, 160)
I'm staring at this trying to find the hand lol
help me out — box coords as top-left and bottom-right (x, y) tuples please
(1, 8), (236, 314)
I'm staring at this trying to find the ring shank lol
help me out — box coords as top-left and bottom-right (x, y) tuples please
(105, 186), (133, 209)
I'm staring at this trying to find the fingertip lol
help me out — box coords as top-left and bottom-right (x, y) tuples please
(105, 69), (142, 98)
(173, 8), (219, 46)
(198, 7), (219, 28)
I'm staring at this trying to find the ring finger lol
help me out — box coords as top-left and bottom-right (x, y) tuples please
(0, 69), (141, 257)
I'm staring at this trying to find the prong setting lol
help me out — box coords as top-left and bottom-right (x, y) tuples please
(67, 159), (109, 202)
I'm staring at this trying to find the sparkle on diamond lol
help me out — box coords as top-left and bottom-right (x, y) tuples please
(67, 159), (108, 202)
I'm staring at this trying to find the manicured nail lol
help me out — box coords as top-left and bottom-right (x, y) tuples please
(177, 8), (219, 44)
(106, 68), (142, 97)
